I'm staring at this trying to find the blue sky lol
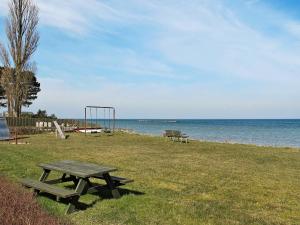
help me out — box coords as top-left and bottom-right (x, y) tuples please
(0, 0), (300, 119)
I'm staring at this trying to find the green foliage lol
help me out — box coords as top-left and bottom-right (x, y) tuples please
(0, 133), (300, 224)
(0, 67), (41, 109)
(33, 109), (57, 119)
(21, 71), (41, 107)
(35, 109), (47, 118)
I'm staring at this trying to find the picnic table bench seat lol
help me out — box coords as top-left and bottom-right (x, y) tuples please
(111, 176), (133, 185)
(20, 178), (79, 198)
(93, 175), (133, 186)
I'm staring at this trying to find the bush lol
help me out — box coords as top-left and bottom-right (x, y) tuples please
(0, 176), (70, 225)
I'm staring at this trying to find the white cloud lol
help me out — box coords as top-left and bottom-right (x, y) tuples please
(0, 0), (135, 35)
(80, 48), (176, 79)
(32, 0), (300, 82)
(143, 1), (300, 83)
(2, 0), (300, 118)
(285, 21), (300, 39)
(26, 77), (300, 119)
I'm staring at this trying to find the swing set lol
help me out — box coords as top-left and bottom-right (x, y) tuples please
(84, 106), (116, 135)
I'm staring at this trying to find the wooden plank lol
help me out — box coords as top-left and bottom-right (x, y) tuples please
(39, 160), (117, 178)
(44, 176), (74, 184)
(53, 121), (66, 139)
(95, 175), (134, 186)
(111, 176), (134, 184)
(87, 184), (107, 194)
(20, 178), (79, 198)
(94, 175), (133, 185)
(39, 169), (50, 182)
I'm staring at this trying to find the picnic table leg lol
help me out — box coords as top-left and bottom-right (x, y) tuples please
(39, 169), (50, 182)
(33, 169), (51, 196)
(65, 196), (80, 215)
(70, 175), (79, 186)
(61, 173), (67, 181)
(103, 173), (121, 199)
(65, 178), (88, 215)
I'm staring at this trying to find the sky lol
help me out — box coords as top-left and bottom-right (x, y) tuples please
(0, 0), (300, 119)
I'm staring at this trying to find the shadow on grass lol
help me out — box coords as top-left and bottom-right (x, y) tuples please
(15, 136), (31, 140)
(92, 134), (114, 138)
(94, 187), (144, 199)
(38, 186), (144, 212)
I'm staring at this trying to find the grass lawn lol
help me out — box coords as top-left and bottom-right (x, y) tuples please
(0, 132), (300, 225)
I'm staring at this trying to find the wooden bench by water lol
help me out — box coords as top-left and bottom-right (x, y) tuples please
(164, 130), (189, 143)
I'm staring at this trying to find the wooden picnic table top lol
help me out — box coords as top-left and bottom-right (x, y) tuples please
(39, 160), (117, 178)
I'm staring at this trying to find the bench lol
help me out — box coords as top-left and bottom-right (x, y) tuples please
(164, 130), (189, 143)
(110, 176), (133, 185)
(20, 178), (79, 199)
(164, 130), (174, 138)
(93, 175), (133, 186)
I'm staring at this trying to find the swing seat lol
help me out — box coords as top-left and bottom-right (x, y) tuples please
(84, 106), (115, 135)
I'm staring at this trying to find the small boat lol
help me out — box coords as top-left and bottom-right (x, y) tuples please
(76, 128), (102, 133)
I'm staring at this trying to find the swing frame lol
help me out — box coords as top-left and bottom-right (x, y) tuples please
(84, 106), (116, 135)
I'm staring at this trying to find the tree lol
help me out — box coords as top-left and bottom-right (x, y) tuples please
(0, 66), (40, 113)
(0, 84), (5, 108)
(0, 0), (39, 117)
(0, 67), (6, 107)
(35, 109), (47, 118)
(21, 71), (40, 107)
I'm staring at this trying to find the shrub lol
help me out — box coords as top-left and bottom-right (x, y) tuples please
(0, 176), (70, 225)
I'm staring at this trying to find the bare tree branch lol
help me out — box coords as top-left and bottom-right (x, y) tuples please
(0, 0), (39, 117)
(0, 43), (11, 67)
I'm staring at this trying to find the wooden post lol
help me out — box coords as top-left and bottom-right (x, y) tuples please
(15, 127), (17, 145)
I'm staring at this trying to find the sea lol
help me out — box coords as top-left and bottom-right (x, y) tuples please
(111, 119), (300, 148)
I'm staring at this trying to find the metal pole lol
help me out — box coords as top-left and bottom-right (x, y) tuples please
(108, 108), (111, 130)
(113, 108), (115, 133)
(90, 107), (92, 129)
(85, 107), (87, 136)
(104, 108), (106, 128)
(96, 108), (98, 128)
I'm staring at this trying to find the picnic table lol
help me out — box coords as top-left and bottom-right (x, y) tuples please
(21, 160), (133, 214)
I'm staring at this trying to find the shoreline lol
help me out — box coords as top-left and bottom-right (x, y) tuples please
(118, 128), (299, 149)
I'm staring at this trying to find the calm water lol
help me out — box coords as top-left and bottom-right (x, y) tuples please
(112, 119), (300, 148)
